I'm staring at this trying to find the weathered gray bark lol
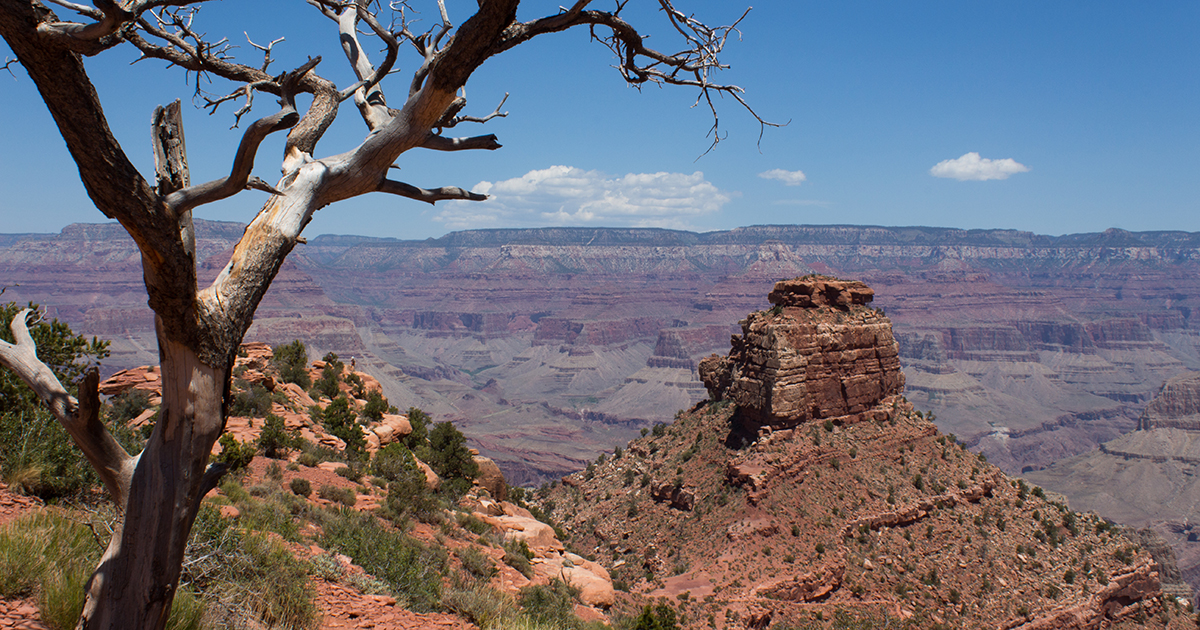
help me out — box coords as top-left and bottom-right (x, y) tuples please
(0, 1), (766, 627)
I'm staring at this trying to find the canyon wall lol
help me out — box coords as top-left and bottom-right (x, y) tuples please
(2, 221), (1199, 483)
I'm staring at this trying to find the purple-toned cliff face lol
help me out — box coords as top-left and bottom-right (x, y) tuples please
(2, 221), (1199, 483)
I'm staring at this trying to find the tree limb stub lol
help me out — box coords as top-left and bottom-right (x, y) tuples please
(377, 178), (487, 204)
(421, 133), (502, 152)
(0, 309), (134, 505)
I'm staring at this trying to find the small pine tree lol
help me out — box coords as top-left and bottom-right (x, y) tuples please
(362, 390), (389, 421)
(214, 433), (255, 471)
(315, 396), (365, 460)
(271, 340), (310, 389)
(257, 413), (294, 459)
(426, 421), (479, 497)
(404, 407), (430, 449)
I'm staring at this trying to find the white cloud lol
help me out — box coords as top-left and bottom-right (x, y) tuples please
(930, 152), (1030, 181)
(758, 168), (808, 186)
(436, 166), (732, 230)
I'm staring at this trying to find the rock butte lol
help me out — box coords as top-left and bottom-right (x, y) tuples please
(700, 276), (905, 431)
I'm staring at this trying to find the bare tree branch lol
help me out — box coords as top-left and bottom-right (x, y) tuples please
(420, 133), (501, 151)
(0, 309), (134, 506)
(37, 0), (130, 43)
(43, 0), (102, 20)
(337, 0), (399, 130)
(165, 58), (316, 214)
(127, 15), (340, 168)
(246, 176), (282, 195)
(437, 91), (507, 129)
(492, 1), (782, 153)
(152, 100), (196, 258)
(377, 178), (487, 204)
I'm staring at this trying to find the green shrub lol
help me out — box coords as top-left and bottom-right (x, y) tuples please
(518, 578), (579, 628)
(442, 582), (517, 628)
(290, 478), (312, 497)
(108, 389), (151, 425)
(312, 355), (344, 400)
(272, 340), (311, 389)
(214, 433), (255, 472)
(266, 461), (283, 481)
(318, 509), (447, 612)
(362, 390), (389, 421)
(404, 407), (431, 449)
(0, 303), (110, 500)
(318, 485), (357, 507)
(458, 512), (493, 536)
(427, 421), (479, 497)
(229, 381), (272, 417)
(343, 371), (367, 399)
(257, 413), (295, 459)
(459, 546), (498, 580)
(373, 444), (439, 522)
(313, 397), (366, 461)
(503, 539), (534, 578)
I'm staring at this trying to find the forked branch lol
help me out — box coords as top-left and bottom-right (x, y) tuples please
(336, 0), (400, 130)
(164, 58), (318, 214)
(0, 309), (134, 505)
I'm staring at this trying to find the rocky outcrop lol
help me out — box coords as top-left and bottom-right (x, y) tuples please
(98, 365), (162, 398)
(699, 276), (904, 430)
(472, 455), (507, 501)
(1009, 562), (1162, 630)
(1138, 372), (1200, 430)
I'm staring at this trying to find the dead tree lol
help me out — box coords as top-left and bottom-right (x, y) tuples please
(0, 0), (771, 627)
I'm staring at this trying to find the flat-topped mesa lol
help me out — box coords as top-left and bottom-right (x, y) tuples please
(700, 276), (905, 430)
(1138, 371), (1200, 431)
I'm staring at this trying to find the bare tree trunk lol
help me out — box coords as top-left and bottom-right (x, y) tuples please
(79, 325), (228, 629)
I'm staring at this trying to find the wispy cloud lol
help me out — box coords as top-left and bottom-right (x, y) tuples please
(930, 152), (1030, 181)
(436, 166), (732, 230)
(772, 199), (832, 207)
(758, 168), (808, 186)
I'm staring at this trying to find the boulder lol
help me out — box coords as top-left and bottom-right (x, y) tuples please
(473, 455), (508, 501)
(533, 552), (614, 608)
(650, 481), (695, 511)
(417, 459), (440, 490)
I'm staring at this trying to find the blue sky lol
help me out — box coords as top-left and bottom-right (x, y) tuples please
(1, 1), (1197, 239)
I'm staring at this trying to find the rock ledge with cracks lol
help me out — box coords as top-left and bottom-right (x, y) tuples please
(699, 276), (905, 430)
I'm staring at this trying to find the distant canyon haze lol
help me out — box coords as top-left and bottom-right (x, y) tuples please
(2, 221), (1198, 486)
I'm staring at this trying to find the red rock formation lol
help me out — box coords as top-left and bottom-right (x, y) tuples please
(700, 276), (905, 430)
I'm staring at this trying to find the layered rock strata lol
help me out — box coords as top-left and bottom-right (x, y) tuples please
(699, 276), (904, 430)
(1138, 372), (1200, 430)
